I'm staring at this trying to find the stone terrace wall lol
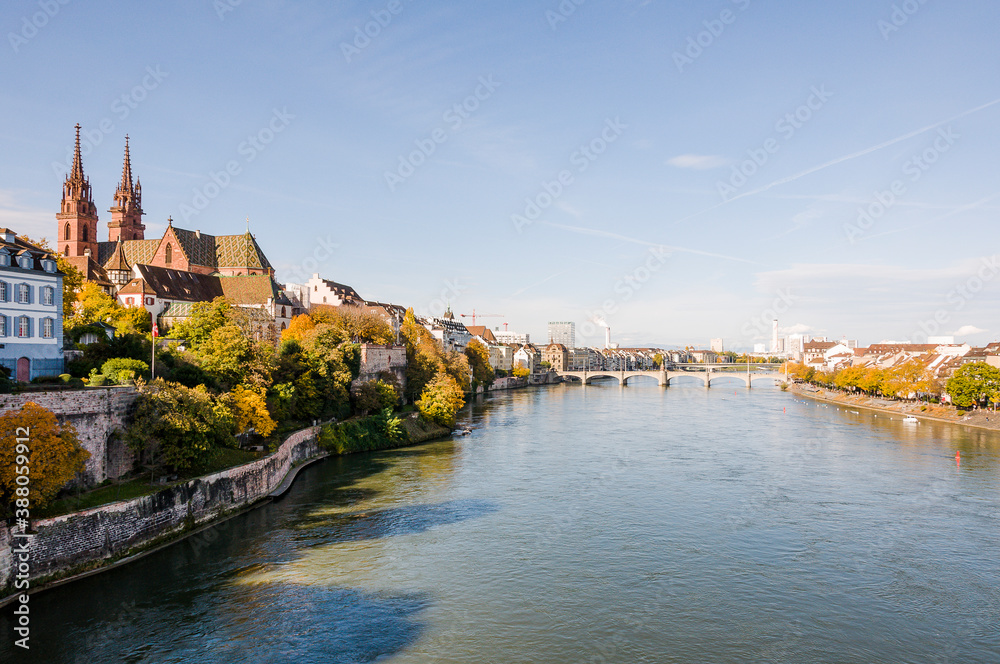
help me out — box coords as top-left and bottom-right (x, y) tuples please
(0, 426), (319, 595)
(0, 387), (139, 485)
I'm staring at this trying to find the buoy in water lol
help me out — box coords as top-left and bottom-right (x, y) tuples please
(956, 450), (961, 466)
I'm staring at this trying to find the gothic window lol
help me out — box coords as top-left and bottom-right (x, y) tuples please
(82, 225), (89, 242)
(165, 243), (172, 264)
(64, 245), (70, 256)
(64, 223), (71, 240)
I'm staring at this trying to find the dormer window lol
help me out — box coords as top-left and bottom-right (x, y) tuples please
(0, 253), (8, 267)
(17, 255), (32, 269)
(42, 259), (56, 273)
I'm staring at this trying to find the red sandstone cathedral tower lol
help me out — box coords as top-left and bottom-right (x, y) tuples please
(56, 124), (99, 257)
(107, 136), (145, 242)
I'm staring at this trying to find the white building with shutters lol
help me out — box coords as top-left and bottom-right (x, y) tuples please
(0, 229), (64, 381)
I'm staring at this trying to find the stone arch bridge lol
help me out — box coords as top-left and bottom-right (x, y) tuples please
(556, 366), (788, 388)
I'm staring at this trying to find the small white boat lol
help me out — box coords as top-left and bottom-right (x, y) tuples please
(903, 416), (919, 423)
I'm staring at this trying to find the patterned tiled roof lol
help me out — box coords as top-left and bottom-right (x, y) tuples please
(97, 239), (159, 267)
(102, 241), (131, 271)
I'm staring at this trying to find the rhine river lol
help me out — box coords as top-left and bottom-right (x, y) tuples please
(3, 380), (1000, 663)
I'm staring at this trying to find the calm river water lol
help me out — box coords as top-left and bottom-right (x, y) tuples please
(3, 380), (1000, 663)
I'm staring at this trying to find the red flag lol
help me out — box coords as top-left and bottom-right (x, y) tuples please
(152, 323), (159, 338)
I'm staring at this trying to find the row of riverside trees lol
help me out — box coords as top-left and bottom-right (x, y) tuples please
(787, 359), (1000, 409)
(2, 255), (483, 512)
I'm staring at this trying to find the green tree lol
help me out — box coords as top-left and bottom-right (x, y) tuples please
(170, 297), (233, 349)
(946, 362), (1000, 408)
(126, 380), (236, 473)
(0, 402), (91, 511)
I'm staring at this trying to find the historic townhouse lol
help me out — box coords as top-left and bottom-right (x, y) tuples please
(0, 228), (63, 381)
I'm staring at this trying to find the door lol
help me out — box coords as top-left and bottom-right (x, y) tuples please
(16, 357), (29, 383)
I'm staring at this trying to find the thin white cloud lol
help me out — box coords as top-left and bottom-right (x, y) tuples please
(540, 221), (759, 265)
(780, 323), (814, 335)
(666, 154), (731, 170)
(951, 325), (987, 336)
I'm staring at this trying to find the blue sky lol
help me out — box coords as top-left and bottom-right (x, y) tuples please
(3, 0), (1000, 349)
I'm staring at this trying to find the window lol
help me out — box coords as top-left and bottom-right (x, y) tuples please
(0, 254), (7, 267)
(165, 243), (172, 264)
(17, 316), (30, 338)
(281, 306), (286, 317)
(0, 316), (6, 337)
(42, 318), (53, 339)
(18, 255), (31, 269)
(82, 225), (89, 242)
(43, 286), (54, 306)
(64, 223), (71, 240)
(0, 282), (6, 302)
(314, 285), (317, 292)
(17, 284), (29, 304)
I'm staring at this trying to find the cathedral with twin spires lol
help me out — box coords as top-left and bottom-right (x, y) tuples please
(57, 124), (294, 332)
(58, 124), (274, 292)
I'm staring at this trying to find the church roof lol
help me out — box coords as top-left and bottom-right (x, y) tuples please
(170, 227), (272, 270)
(130, 263), (224, 302)
(97, 239), (159, 267)
(102, 241), (131, 271)
(219, 274), (291, 306)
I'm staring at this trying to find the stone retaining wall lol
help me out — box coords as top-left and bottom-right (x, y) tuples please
(0, 387), (139, 485)
(0, 425), (319, 594)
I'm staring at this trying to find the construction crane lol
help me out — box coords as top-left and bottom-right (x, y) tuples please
(459, 310), (505, 327)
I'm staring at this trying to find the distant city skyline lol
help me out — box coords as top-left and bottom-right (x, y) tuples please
(3, 2), (1000, 349)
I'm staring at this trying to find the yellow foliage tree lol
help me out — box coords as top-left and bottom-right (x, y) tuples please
(0, 403), (90, 510)
(282, 313), (316, 344)
(224, 385), (277, 437)
(416, 371), (466, 428)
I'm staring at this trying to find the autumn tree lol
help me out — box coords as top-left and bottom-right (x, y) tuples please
(224, 385), (276, 437)
(313, 305), (395, 344)
(416, 371), (466, 428)
(281, 313), (316, 344)
(0, 402), (90, 511)
(465, 339), (494, 389)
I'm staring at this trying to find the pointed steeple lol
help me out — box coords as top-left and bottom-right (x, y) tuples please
(58, 123), (99, 257)
(108, 135), (145, 242)
(70, 123), (85, 183)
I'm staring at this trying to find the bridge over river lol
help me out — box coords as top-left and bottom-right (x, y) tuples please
(556, 363), (789, 388)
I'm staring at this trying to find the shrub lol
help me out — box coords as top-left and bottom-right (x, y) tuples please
(101, 357), (150, 385)
(318, 409), (406, 455)
(87, 370), (107, 387)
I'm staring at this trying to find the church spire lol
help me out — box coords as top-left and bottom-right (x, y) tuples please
(58, 123), (98, 257)
(108, 135), (145, 242)
(70, 123), (84, 183)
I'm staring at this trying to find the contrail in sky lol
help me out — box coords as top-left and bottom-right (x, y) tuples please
(671, 96), (1000, 225)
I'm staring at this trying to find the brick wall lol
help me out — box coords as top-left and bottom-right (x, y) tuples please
(0, 387), (139, 486)
(0, 426), (319, 595)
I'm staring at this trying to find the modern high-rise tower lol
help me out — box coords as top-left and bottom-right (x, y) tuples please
(548, 321), (575, 348)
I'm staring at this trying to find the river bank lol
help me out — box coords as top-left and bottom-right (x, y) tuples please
(0, 412), (455, 607)
(788, 382), (1000, 431)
